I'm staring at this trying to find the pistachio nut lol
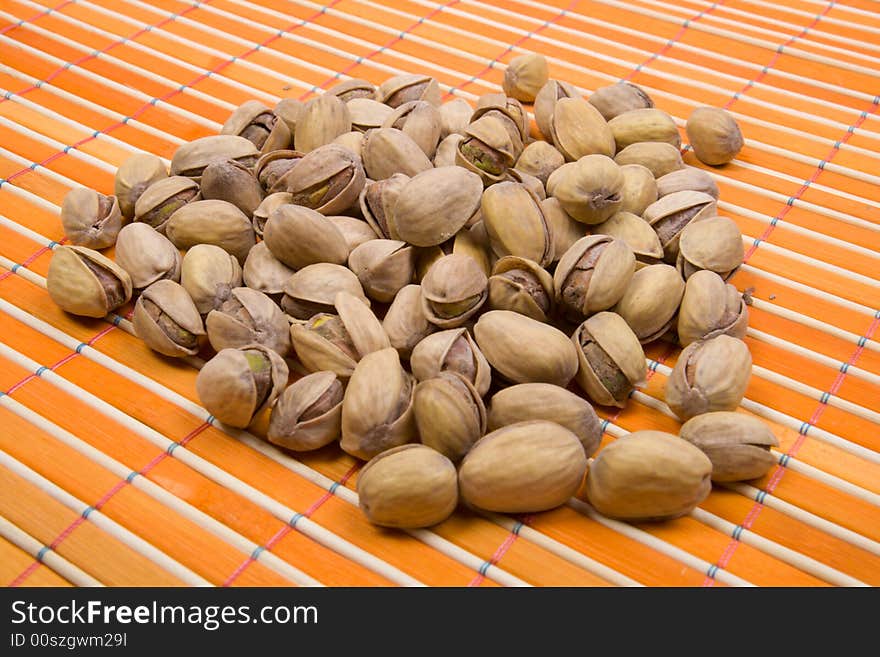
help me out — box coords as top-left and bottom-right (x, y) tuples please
(515, 140), (565, 187)
(242, 241), (295, 299)
(133, 175), (200, 233)
(332, 131), (365, 159)
(251, 191), (292, 238)
(686, 106), (743, 166)
(618, 163), (658, 216)
(327, 215), (378, 251)
(60, 187), (123, 250)
(340, 347), (417, 460)
(328, 78), (378, 103)
(488, 383), (603, 457)
(357, 444), (458, 528)
(379, 73), (441, 108)
(549, 97), (616, 161)
(546, 154), (624, 224)
(656, 166), (719, 199)
(164, 199), (256, 264)
(474, 310), (578, 387)
(677, 270), (748, 347)
(455, 115), (523, 185)
(383, 284), (436, 359)
(132, 279), (205, 357)
(346, 97), (394, 132)
(571, 311), (646, 408)
(180, 243), (243, 315)
(420, 254), (488, 329)
(281, 262), (369, 320)
(471, 93), (530, 144)
(221, 100), (290, 153)
(439, 98), (473, 139)
(206, 286), (291, 356)
(433, 133), (464, 168)
(294, 93), (352, 153)
(676, 215), (744, 281)
(254, 149), (304, 193)
(541, 197), (585, 263)
(613, 141), (684, 178)
(382, 100), (442, 159)
(359, 173), (410, 239)
(553, 235), (635, 322)
(114, 222), (182, 291)
(458, 420), (587, 513)
(666, 334), (752, 421)
(263, 203), (350, 270)
(413, 372), (486, 462)
(591, 211), (664, 264)
(169, 135), (259, 182)
(502, 52), (549, 102)
(114, 152), (167, 220)
(410, 328), (491, 397)
(361, 127), (433, 180)
(290, 291), (391, 378)
(480, 182), (554, 267)
(273, 98), (304, 136)
(46, 245), (132, 318)
(453, 221), (493, 276)
(643, 190), (717, 263)
(534, 79), (579, 142)
(267, 370), (344, 452)
(487, 255), (554, 322)
(275, 144), (366, 216)
(585, 430), (712, 521)
(612, 264), (685, 343)
(199, 158), (265, 217)
(680, 411), (778, 482)
(608, 108), (681, 152)
(588, 81), (654, 121)
(347, 238), (415, 303)
(195, 344), (288, 429)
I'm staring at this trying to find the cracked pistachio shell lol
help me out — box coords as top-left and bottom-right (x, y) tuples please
(348, 239), (415, 303)
(481, 182), (553, 267)
(459, 421), (587, 514)
(242, 241), (295, 298)
(114, 152), (167, 220)
(487, 255), (554, 322)
(165, 200), (256, 264)
(433, 133), (464, 168)
(361, 127), (433, 180)
(515, 140), (565, 187)
(420, 254), (488, 329)
(410, 328), (491, 397)
(453, 221), (493, 276)
(133, 176), (200, 234)
(273, 98), (304, 136)
(474, 310), (578, 387)
(614, 141), (684, 179)
(612, 264), (684, 343)
(488, 383), (603, 458)
(592, 211), (664, 263)
(608, 108), (681, 152)
(379, 73), (441, 108)
(267, 371), (344, 452)
(281, 262), (368, 320)
(502, 52), (549, 102)
(572, 311), (646, 408)
(252, 192), (292, 238)
(618, 163), (658, 216)
(666, 335), (752, 421)
(549, 97), (616, 161)
(643, 190), (717, 263)
(294, 93), (352, 153)
(553, 235), (635, 321)
(254, 149), (304, 193)
(390, 167), (483, 247)
(357, 444), (458, 528)
(676, 215), (744, 281)
(541, 197), (585, 263)
(455, 115), (523, 185)
(686, 106), (744, 166)
(346, 97), (394, 132)
(383, 284), (435, 359)
(170, 135), (259, 182)
(221, 100), (290, 153)
(585, 430), (712, 521)
(341, 347), (417, 460)
(196, 345), (288, 429)
(132, 279), (204, 357)
(472, 93), (530, 144)
(328, 78), (378, 103)
(114, 222), (181, 290)
(46, 245), (132, 318)
(359, 173), (409, 239)
(382, 100), (442, 159)
(180, 243), (242, 315)
(439, 98), (473, 139)
(534, 79), (579, 142)
(206, 286), (291, 356)
(200, 158), (265, 217)
(680, 412), (778, 482)
(277, 144), (366, 216)
(656, 167), (719, 199)
(60, 187), (123, 250)
(677, 270), (748, 347)
(413, 371), (486, 462)
(263, 204), (349, 270)
(547, 155), (623, 224)
(588, 81), (654, 121)
(327, 215), (378, 252)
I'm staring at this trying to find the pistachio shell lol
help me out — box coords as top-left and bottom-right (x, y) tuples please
(346, 97), (394, 132)
(359, 173), (409, 240)
(382, 100), (442, 159)
(420, 254), (488, 329)
(592, 211), (664, 262)
(133, 176), (200, 233)
(254, 149), (304, 193)
(60, 187), (123, 250)
(46, 245), (132, 318)
(534, 79), (579, 142)
(549, 97), (615, 161)
(281, 263), (368, 320)
(439, 98), (473, 138)
(643, 190), (717, 263)
(541, 197), (586, 263)
(471, 93), (529, 143)
(613, 141), (684, 178)
(680, 412), (778, 482)
(132, 279), (205, 357)
(410, 328), (491, 397)
(114, 152), (167, 220)
(180, 243), (243, 315)
(413, 372), (486, 462)
(515, 140), (565, 187)
(502, 53), (548, 102)
(267, 371), (344, 452)
(348, 239), (416, 303)
(612, 264), (685, 343)
(452, 223), (493, 276)
(242, 241), (295, 297)
(294, 93), (352, 153)
(433, 133), (464, 167)
(379, 74), (441, 107)
(206, 286), (291, 356)
(252, 192), (293, 238)
(676, 215), (743, 281)
(686, 106), (743, 166)
(618, 163), (658, 216)
(656, 167), (719, 199)
(480, 182), (554, 267)
(588, 81), (654, 121)
(328, 78), (378, 103)
(327, 215), (379, 251)
(382, 284), (435, 359)
(274, 98), (304, 135)
(361, 127), (433, 180)
(276, 143), (366, 216)
(200, 158), (265, 217)
(487, 255), (554, 322)
(221, 100), (290, 153)
(459, 114), (523, 177)
(114, 222), (182, 290)
(170, 135), (259, 182)
(547, 154), (623, 224)
(331, 131), (364, 159)
(164, 200), (256, 264)
(677, 270), (748, 347)
(263, 204), (350, 270)
(553, 235), (635, 321)
(608, 108), (681, 152)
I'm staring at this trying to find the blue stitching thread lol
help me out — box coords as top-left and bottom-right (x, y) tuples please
(81, 506), (95, 519)
(251, 546), (265, 560)
(36, 546), (50, 562)
(126, 471), (139, 483)
(289, 513), (303, 527)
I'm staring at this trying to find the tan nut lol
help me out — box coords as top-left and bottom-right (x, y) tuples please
(114, 222), (181, 291)
(420, 254), (488, 329)
(206, 286), (291, 356)
(481, 181), (554, 267)
(347, 238), (416, 303)
(487, 255), (554, 322)
(294, 93), (352, 153)
(502, 52), (549, 102)
(676, 215), (744, 281)
(686, 106), (744, 166)
(614, 141), (684, 178)
(281, 262), (368, 320)
(588, 81), (654, 121)
(382, 284), (436, 360)
(677, 270), (749, 347)
(413, 372), (486, 462)
(549, 97), (615, 161)
(60, 187), (123, 250)
(608, 108), (681, 152)
(612, 263), (685, 343)
(267, 371), (344, 452)
(680, 412), (778, 482)
(546, 155), (624, 224)
(132, 279), (205, 357)
(164, 199), (256, 264)
(410, 328), (491, 397)
(114, 152), (167, 220)
(46, 245), (132, 318)
(642, 190), (717, 263)
(180, 243), (242, 315)
(263, 203), (350, 270)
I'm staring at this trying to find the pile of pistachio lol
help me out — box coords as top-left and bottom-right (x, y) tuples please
(48, 53), (779, 529)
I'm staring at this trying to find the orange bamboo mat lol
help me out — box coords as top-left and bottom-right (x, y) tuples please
(0, 0), (878, 588)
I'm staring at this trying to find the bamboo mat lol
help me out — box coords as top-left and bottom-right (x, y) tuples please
(0, 0), (878, 588)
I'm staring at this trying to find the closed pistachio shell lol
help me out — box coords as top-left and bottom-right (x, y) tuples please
(200, 158), (265, 217)
(132, 279), (204, 357)
(585, 430), (712, 521)
(361, 127), (433, 180)
(420, 254), (488, 329)
(114, 222), (181, 290)
(433, 133), (464, 167)
(592, 211), (664, 262)
(618, 163), (658, 216)
(474, 310), (578, 387)
(180, 243), (242, 314)
(60, 187), (123, 250)
(348, 239), (415, 303)
(170, 135), (259, 182)
(458, 421), (587, 513)
(666, 334), (752, 421)
(346, 97), (394, 132)
(274, 98), (304, 136)
(612, 264), (685, 343)
(481, 182), (554, 267)
(382, 284), (435, 359)
(252, 192), (292, 238)
(164, 200), (256, 264)
(686, 106), (743, 166)
(439, 98), (473, 138)
(534, 79), (579, 142)
(206, 286), (291, 356)
(588, 81), (654, 121)
(656, 167), (719, 199)
(572, 311), (646, 408)
(608, 108), (681, 152)
(221, 100), (290, 153)
(382, 100), (442, 159)
(263, 204), (350, 270)
(503, 52), (549, 102)
(380, 73), (441, 108)
(133, 176), (200, 233)
(328, 78), (378, 103)
(680, 412), (778, 482)
(614, 141), (684, 178)
(294, 93), (352, 153)
(455, 115), (523, 185)
(553, 235), (635, 322)
(488, 383), (603, 457)
(357, 444), (458, 528)
(452, 222), (493, 276)
(677, 270), (748, 347)
(515, 140), (565, 187)
(277, 143), (366, 216)
(487, 255), (554, 322)
(676, 215), (744, 281)
(114, 152), (167, 220)
(46, 245), (132, 318)
(549, 97), (615, 161)
(541, 197), (585, 263)
(413, 372), (486, 462)
(281, 263), (368, 320)
(267, 371), (344, 451)
(359, 173), (410, 239)
(547, 154), (623, 224)
(242, 241), (295, 298)
(327, 215), (379, 251)
(643, 190), (717, 263)
(410, 328), (491, 397)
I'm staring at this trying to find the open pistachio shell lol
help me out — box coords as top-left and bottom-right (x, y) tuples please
(252, 192), (293, 238)
(46, 245), (132, 318)
(413, 371), (486, 462)
(281, 263), (368, 320)
(481, 182), (554, 267)
(612, 264), (685, 343)
(676, 215), (744, 281)
(679, 412), (778, 482)
(328, 78), (378, 103)
(549, 97), (616, 161)
(382, 100), (442, 159)
(276, 143), (366, 216)
(347, 97), (394, 132)
(254, 149), (304, 193)
(546, 154), (624, 224)
(382, 284), (435, 359)
(206, 286), (291, 356)
(242, 241), (295, 298)
(487, 255), (554, 322)
(592, 211), (664, 263)
(132, 279), (205, 357)
(677, 270), (748, 347)
(534, 79), (579, 142)
(170, 135), (259, 182)
(420, 254), (488, 329)
(165, 200), (256, 264)
(588, 81), (654, 121)
(643, 190), (717, 263)
(359, 173), (409, 240)
(180, 243), (242, 315)
(455, 115), (522, 185)
(114, 222), (181, 291)
(60, 187), (124, 250)
(221, 100), (290, 153)
(114, 152), (167, 220)
(263, 204), (350, 270)
(410, 328), (491, 397)
(267, 371), (344, 452)
(133, 175), (200, 234)
(348, 239), (415, 303)
(471, 93), (530, 143)
(294, 93), (352, 153)
(379, 73), (441, 107)
(361, 127), (434, 180)
(433, 133), (464, 168)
